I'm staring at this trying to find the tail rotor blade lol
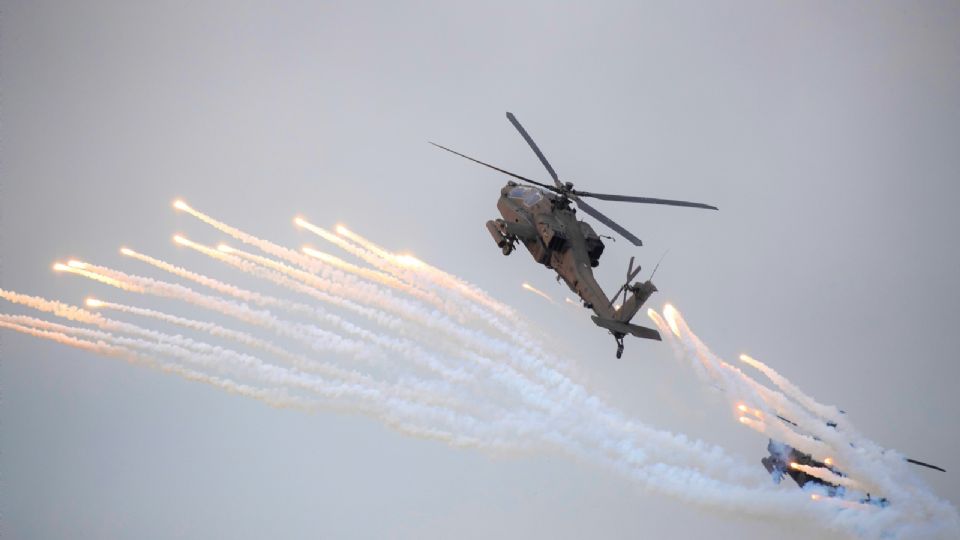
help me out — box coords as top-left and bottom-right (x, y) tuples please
(609, 284), (627, 307)
(626, 256), (642, 282)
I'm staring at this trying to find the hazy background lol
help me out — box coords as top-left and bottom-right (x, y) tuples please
(2, 2), (958, 538)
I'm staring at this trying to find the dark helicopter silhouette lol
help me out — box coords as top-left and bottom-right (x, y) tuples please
(761, 415), (945, 507)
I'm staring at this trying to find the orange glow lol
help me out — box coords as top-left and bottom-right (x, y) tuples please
(739, 353), (762, 369)
(293, 216), (307, 227)
(120, 247), (134, 256)
(522, 282), (554, 303)
(217, 243), (233, 253)
(67, 260), (87, 269)
(302, 246), (330, 259)
(53, 263), (69, 272)
(811, 494), (822, 501)
(662, 304), (682, 337)
(394, 254), (424, 268)
(735, 402), (763, 419)
(173, 199), (189, 211)
(790, 462), (800, 470)
(85, 298), (104, 308)
(824, 458), (834, 466)
(335, 224), (350, 235)
(173, 235), (188, 245)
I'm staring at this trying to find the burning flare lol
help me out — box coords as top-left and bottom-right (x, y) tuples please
(521, 282), (554, 303)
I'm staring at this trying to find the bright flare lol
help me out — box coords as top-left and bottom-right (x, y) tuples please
(394, 254), (424, 268)
(739, 353), (760, 368)
(522, 282), (554, 303)
(85, 298), (104, 308)
(173, 199), (190, 211)
(662, 304), (682, 337)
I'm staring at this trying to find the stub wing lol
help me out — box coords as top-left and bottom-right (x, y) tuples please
(591, 316), (662, 341)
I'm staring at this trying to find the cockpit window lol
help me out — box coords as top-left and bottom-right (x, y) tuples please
(508, 186), (543, 207)
(507, 186), (528, 199)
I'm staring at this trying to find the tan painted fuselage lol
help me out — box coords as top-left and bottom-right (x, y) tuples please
(486, 182), (659, 348)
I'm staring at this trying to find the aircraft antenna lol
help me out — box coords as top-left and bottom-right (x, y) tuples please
(649, 250), (670, 281)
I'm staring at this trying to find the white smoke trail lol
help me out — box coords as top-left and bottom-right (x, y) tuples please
(789, 462), (865, 492)
(300, 246), (407, 290)
(0, 317), (312, 410)
(2, 203), (955, 538)
(84, 297), (359, 379)
(0, 312), (523, 447)
(332, 223), (515, 319)
(52, 265), (760, 489)
(296, 219), (527, 342)
(175, 235), (397, 328)
(165, 241), (480, 383)
(740, 353), (845, 426)
(652, 306), (960, 539)
(119, 247), (391, 350)
(176, 205), (551, 378)
(47, 265), (388, 366)
(84, 298), (478, 414)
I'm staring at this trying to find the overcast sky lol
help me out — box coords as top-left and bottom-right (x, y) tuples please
(2, 2), (959, 538)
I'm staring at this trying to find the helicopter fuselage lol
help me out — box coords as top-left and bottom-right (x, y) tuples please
(486, 182), (655, 327)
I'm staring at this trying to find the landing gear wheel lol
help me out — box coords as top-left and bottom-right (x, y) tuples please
(501, 244), (513, 256)
(615, 336), (625, 359)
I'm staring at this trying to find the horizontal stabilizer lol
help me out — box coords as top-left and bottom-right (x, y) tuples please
(591, 316), (662, 341)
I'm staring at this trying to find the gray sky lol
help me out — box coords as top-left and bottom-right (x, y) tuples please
(2, 1), (959, 538)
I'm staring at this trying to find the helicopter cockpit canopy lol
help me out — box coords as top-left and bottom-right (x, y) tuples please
(507, 185), (545, 207)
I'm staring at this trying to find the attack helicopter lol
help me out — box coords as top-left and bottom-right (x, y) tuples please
(432, 112), (717, 358)
(761, 415), (945, 506)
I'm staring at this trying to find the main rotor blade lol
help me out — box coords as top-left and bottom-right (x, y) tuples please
(506, 112), (562, 189)
(429, 142), (560, 192)
(575, 197), (644, 247)
(575, 191), (718, 210)
(906, 458), (946, 473)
